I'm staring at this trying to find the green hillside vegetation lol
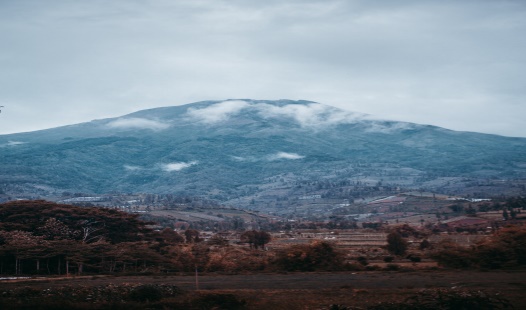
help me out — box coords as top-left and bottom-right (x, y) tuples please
(1, 100), (526, 205)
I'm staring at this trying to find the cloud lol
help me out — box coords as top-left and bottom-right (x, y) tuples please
(161, 161), (198, 172)
(123, 165), (142, 171)
(364, 121), (417, 134)
(7, 141), (26, 146)
(186, 100), (368, 128)
(1, 1), (525, 137)
(230, 155), (260, 162)
(267, 152), (305, 161)
(106, 118), (170, 131)
(0, 141), (26, 147)
(186, 100), (250, 123)
(255, 102), (367, 128)
(231, 156), (246, 161)
(230, 152), (305, 162)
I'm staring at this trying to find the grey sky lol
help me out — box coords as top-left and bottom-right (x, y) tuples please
(1, 0), (525, 137)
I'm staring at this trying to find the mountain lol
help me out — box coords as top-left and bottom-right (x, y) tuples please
(1, 99), (526, 204)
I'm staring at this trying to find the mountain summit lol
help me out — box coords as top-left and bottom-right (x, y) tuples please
(1, 99), (526, 203)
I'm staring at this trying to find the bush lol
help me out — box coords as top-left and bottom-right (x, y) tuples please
(128, 285), (163, 302)
(383, 256), (394, 263)
(431, 240), (474, 269)
(369, 288), (512, 310)
(357, 256), (368, 266)
(384, 264), (400, 271)
(193, 293), (246, 310)
(431, 226), (526, 270)
(386, 231), (408, 256)
(274, 241), (344, 271)
(407, 255), (421, 263)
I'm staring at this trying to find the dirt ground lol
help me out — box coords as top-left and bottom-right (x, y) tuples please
(1, 270), (525, 309)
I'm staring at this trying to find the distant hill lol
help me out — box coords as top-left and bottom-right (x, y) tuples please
(1, 99), (525, 204)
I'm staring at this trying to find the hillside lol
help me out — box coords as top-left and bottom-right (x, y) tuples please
(1, 99), (526, 207)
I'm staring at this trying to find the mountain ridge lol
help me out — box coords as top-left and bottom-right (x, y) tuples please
(1, 99), (525, 205)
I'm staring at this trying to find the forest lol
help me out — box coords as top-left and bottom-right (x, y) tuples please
(0, 200), (525, 277)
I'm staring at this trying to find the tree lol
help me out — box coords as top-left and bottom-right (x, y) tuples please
(474, 225), (526, 269)
(275, 241), (344, 271)
(419, 239), (431, 250)
(430, 239), (473, 269)
(38, 218), (78, 240)
(0, 200), (155, 244)
(158, 228), (185, 245)
(0, 230), (50, 274)
(449, 204), (463, 213)
(208, 234), (229, 247)
(254, 231), (271, 249)
(240, 231), (256, 248)
(386, 231), (408, 256)
(184, 229), (201, 243)
(465, 205), (476, 216)
(503, 208), (509, 220)
(240, 230), (271, 250)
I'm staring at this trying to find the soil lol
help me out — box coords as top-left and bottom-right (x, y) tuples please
(1, 270), (525, 309)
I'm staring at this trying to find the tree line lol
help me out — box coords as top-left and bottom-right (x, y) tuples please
(1, 200), (525, 276)
(0, 201), (333, 275)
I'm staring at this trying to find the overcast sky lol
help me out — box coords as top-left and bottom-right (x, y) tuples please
(1, 0), (525, 137)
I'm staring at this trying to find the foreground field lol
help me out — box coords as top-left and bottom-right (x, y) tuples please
(1, 270), (524, 309)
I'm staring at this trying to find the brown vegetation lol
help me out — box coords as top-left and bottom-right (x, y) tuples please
(1, 200), (526, 308)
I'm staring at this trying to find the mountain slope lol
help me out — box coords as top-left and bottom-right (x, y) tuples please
(1, 99), (525, 200)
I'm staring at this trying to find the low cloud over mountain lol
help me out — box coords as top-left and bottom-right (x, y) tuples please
(267, 152), (305, 161)
(185, 100), (368, 128)
(161, 161), (198, 172)
(106, 117), (170, 131)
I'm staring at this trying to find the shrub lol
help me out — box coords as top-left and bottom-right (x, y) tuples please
(193, 293), (246, 310)
(384, 264), (400, 271)
(369, 288), (512, 310)
(431, 240), (474, 269)
(357, 256), (368, 266)
(407, 254), (421, 263)
(419, 239), (431, 250)
(386, 231), (408, 256)
(274, 241), (344, 271)
(128, 285), (163, 302)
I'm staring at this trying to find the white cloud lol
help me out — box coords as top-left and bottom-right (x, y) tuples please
(231, 156), (246, 161)
(186, 100), (250, 124)
(0, 141), (26, 147)
(106, 118), (170, 131)
(230, 155), (260, 162)
(7, 141), (25, 146)
(267, 152), (305, 161)
(186, 100), (368, 128)
(364, 121), (417, 134)
(255, 102), (367, 128)
(124, 165), (142, 171)
(161, 161), (198, 172)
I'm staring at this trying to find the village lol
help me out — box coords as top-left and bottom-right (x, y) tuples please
(49, 190), (525, 269)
